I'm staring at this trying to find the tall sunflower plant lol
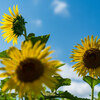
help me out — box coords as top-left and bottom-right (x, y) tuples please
(71, 35), (100, 100)
(0, 5), (99, 100)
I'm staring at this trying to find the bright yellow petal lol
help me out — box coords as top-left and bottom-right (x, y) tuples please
(9, 7), (15, 17)
(91, 35), (94, 47)
(16, 5), (19, 16)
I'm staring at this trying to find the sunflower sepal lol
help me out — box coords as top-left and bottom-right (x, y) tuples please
(55, 63), (65, 68)
(12, 15), (26, 37)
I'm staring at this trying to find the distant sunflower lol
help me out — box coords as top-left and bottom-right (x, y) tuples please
(0, 40), (61, 99)
(0, 5), (26, 45)
(70, 35), (100, 78)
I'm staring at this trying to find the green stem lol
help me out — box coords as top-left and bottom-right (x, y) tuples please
(91, 86), (94, 100)
(25, 93), (28, 100)
(4, 93), (6, 100)
(23, 26), (27, 40)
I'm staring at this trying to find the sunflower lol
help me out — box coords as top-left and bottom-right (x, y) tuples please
(0, 40), (61, 99)
(70, 35), (100, 78)
(0, 5), (26, 45)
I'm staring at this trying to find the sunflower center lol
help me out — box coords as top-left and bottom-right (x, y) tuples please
(12, 15), (26, 36)
(16, 58), (44, 82)
(83, 48), (100, 69)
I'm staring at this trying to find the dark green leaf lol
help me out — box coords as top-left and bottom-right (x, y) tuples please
(42, 91), (90, 100)
(28, 33), (35, 38)
(54, 76), (71, 90)
(58, 91), (90, 100)
(27, 34), (50, 46)
(83, 76), (100, 88)
(0, 50), (9, 58)
(98, 92), (100, 99)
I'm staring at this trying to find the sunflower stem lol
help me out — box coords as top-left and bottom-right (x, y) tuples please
(91, 79), (94, 100)
(23, 26), (27, 41)
(4, 93), (6, 100)
(91, 86), (94, 100)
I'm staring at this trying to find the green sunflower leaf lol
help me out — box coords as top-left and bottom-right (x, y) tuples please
(27, 34), (50, 45)
(56, 63), (65, 68)
(54, 76), (71, 90)
(0, 78), (10, 88)
(98, 92), (100, 99)
(0, 50), (9, 58)
(27, 33), (35, 38)
(58, 91), (90, 100)
(42, 91), (90, 100)
(83, 76), (100, 88)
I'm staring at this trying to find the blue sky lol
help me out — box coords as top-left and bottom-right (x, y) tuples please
(0, 0), (100, 99)
(0, 0), (100, 63)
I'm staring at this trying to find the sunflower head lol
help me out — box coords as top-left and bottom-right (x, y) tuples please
(0, 5), (26, 45)
(70, 35), (100, 78)
(0, 40), (61, 98)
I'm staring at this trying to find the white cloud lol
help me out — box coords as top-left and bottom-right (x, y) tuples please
(52, 0), (69, 16)
(32, 19), (42, 27)
(58, 63), (82, 81)
(58, 63), (100, 99)
(62, 82), (91, 98)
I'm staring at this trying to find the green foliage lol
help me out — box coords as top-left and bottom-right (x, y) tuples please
(27, 33), (50, 45)
(54, 76), (71, 90)
(0, 78), (16, 100)
(56, 63), (65, 68)
(0, 93), (16, 100)
(58, 91), (90, 100)
(95, 92), (100, 100)
(42, 91), (90, 100)
(0, 78), (9, 89)
(98, 92), (100, 99)
(28, 33), (35, 37)
(83, 76), (100, 88)
(0, 50), (9, 58)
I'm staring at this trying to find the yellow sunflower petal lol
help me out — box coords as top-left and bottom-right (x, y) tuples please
(15, 5), (19, 16)
(9, 7), (15, 17)
(91, 35), (94, 47)
(0, 73), (10, 78)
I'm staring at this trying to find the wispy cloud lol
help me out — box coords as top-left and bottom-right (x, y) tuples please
(58, 63), (100, 99)
(58, 63), (82, 80)
(51, 0), (69, 17)
(31, 19), (42, 27)
(33, 0), (39, 5)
